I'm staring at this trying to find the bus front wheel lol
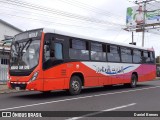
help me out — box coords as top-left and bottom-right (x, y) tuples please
(68, 76), (82, 95)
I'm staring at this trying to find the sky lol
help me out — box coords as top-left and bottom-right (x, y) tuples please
(0, 0), (160, 56)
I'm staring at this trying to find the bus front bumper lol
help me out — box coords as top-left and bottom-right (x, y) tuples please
(8, 80), (43, 91)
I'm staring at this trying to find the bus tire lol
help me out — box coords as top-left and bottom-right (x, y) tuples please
(68, 76), (82, 95)
(41, 91), (51, 95)
(125, 74), (137, 88)
(104, 85), (112, 89)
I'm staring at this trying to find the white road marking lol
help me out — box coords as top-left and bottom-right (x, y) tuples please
(66, 103), (136, 120)
(0, 86), (160, 111)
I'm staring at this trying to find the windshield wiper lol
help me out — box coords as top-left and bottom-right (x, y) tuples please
(20, 38), (32, 56)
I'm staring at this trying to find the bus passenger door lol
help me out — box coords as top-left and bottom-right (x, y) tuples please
(43, 33), (66, 91)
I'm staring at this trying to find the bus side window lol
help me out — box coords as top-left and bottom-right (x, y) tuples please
(150, 51), (155, 63)
(133, 49), (142, 63)
(107, 45), (120, 62)
(54, 43), (63, 60)
(69, 39), (89, 60)
(143, 51), (151, 63)
(91, 42), (106, 61)
(121, 47), (132, 63)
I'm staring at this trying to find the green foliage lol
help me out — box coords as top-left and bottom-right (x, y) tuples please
(127, 7), (133, 16)
(133, 13), (137, 20)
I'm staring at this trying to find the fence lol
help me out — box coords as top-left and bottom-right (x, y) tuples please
(0, 66), (8, 84)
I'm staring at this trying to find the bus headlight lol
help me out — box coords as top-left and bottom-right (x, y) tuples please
(29, 71), (39, 82)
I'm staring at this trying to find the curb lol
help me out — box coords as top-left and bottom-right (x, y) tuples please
(156, 77), (160, 80)
(0, 89), (25, 94)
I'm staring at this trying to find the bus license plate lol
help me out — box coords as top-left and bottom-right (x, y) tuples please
(15, 87), (20, 91)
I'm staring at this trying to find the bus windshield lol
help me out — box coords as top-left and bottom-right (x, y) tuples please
(10, 30), (42, 70)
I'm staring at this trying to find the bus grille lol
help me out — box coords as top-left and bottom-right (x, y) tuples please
(10, 83), (27, 90)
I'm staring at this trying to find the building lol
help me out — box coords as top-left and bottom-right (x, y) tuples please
(0, 44), (10, 83)
(0, 19), (23, 83)
(156, 56), (160, 63)
(0, 19), (23, 41)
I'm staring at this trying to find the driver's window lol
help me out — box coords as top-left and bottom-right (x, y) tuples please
(43, 34), (52, 63)
(43, 33), (63, 70)
(44, 44), (50, 62)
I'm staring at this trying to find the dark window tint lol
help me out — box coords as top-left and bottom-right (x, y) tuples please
(91, 42), (102, 52)
(142, 51), (151, 63)
(150, 51), (155, 63)
(133, 50), (142, 63)
(91, 42), (106, 61)
(43, 33), (64, 70)
(1, 59), (9, 65)
(72, 39), (86, 50)
(110, 45), (119, 53)
(70, 49), (89, 60)
(107, 45), (120, 62)
(121, 47), (132, 63)
(69, 39), (89, 60)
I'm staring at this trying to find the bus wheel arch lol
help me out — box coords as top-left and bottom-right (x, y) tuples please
(132, 72), (138, 82)
(125, 72), (138, 88)
(68, 72), (84, 95)
(70, 72), (84, 86)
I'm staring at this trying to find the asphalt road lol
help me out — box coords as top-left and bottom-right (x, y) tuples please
(0, 80), (160, 120)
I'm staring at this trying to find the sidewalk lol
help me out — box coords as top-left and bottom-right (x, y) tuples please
(0, 84), (21, 94)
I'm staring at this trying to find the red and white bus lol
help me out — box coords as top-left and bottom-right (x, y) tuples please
(8, 28), (156, 95)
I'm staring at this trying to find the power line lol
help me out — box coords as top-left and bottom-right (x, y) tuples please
(0, 11), (122, 31)
(0, 0), (124, 27)
(0, 0), (133, 45)
(59, 0), (125, 21)
(0, 5), (122, 30)
(113, 30), (123, 41)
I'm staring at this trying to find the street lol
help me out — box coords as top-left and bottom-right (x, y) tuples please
(0, 80), (160, 120)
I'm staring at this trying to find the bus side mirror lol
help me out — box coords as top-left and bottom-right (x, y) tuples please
(44, 45), (50, 61)
(44, 45), (50, 51)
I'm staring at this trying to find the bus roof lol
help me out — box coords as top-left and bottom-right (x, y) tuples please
(43, 28), (153, 51)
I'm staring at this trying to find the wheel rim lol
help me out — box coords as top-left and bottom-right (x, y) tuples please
(72, 80), (80, 92)
(132, 77), (136, 86)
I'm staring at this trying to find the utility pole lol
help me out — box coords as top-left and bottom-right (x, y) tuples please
(132, 32), (134, 44)
(135, 0), (155, 47)
(142, 1), (146, 47)
(129, 31), (136, 45)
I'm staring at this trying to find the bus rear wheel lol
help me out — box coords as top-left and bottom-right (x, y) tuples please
(104, 85), (112, 89)
(125, 74), (137, 88)
(68, 76), (82, 95)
